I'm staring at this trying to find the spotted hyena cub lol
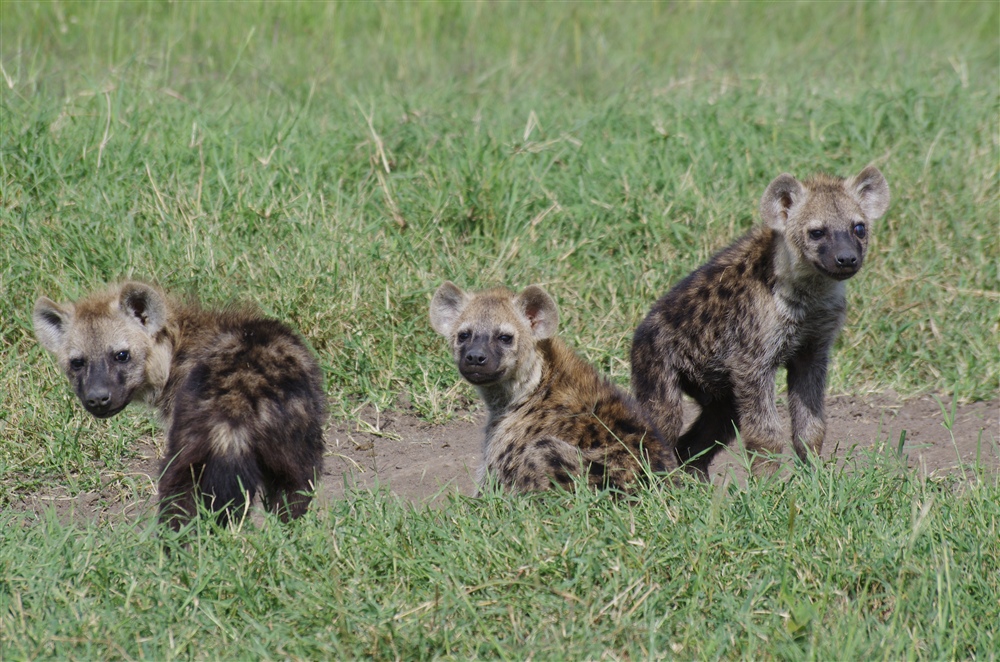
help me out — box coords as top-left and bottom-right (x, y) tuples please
(33, 282), (326, 529)
(631, 166), (890, 478)
(430, 281), (674, 493)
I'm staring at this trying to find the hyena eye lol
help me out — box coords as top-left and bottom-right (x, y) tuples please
(69, 358), (85, 371)
(457, 331), (471, 342)
(808, 229), (826, 240)
(114, 350), (131, 363)
(498, 334), (514, 345)
(853, 223), (866, 239)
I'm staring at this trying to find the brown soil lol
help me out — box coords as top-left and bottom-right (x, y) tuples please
(11, 394), (999, 523)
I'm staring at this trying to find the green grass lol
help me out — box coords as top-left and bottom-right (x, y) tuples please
(3, 449), (999, 660)
(1, 2), (998, 658)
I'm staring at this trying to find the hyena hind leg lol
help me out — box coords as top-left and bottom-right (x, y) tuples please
(631, 358), (685, 448)
(158, 452), (261, 530)
(676, 397), (739, 480)
(258, 438), (324, 522)
(261, 472), (318, 523)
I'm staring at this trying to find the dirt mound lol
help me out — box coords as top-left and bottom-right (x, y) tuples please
(11, 394), (998, 523)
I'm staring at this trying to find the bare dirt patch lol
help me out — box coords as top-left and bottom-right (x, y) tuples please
(9, 394), (998, 524)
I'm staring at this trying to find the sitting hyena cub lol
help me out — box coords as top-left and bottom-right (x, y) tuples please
(430, 281), (675, 494)
(631, 166), (890, 478)
(33, 281), (326, 529)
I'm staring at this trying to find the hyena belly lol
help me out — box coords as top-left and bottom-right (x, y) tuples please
(159, 313), (326, 529)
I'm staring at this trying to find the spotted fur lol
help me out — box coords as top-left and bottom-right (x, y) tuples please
(431, 282), (674, 494)
(631, 166), (890, 477)
(33, 282), (326, 529)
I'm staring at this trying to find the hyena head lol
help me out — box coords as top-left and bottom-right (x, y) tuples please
(761, 165), (890, 281)
(429, 282), (558, 390)
(33, 282), (171, 419)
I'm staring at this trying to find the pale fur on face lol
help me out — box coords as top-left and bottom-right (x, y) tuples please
(33, 282), (174, 415)
(430, 281), (559, 412)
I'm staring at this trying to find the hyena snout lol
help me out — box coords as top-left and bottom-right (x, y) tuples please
(464, 345), (488, 366)
(79, 378), (122, 418)
(822, 232), (864, 280)
(457, 337), (504, 384)
(84, 386), (111, 412)
(74, 359), (133, 418)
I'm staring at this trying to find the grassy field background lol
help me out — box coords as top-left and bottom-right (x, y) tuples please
(1, 1), (998, 659)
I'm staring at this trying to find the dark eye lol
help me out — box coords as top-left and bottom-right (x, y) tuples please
(853, 223), (866, 239)
(69, 358), (85, 371)
(498, 334), (514, 345)
(808, 229), (825, 240)
(457, 331), (471, 342)
(114, 350), (131, 363)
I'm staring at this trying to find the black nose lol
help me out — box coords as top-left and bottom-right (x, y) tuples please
(464, 350), (487, 366)
(835, 253), (858, 267)
(86, 389), (111, 409)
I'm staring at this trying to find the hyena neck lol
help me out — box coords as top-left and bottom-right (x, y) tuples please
(138, 315), (182, 415)
(477, 341), (545, 423)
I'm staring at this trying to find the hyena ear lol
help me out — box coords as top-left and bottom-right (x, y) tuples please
(516, 285), (559, 340)
(760, 173), (804, 232)
(33, 297), (73, 353)
(847, 166), (890, 221)
(430, 281), (470, 337)
(119, 282), (167, 335)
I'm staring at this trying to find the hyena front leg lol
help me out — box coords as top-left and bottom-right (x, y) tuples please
(733, 372), (785, 477)
(786, 343), (830, 463)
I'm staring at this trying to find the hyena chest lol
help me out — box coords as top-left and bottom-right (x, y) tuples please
(773, 288), (847, 362)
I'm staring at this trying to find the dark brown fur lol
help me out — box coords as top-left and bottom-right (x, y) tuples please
(631, 167), (890, 477)
(431, 282), (674, 493)
(33, 282), (326, 529)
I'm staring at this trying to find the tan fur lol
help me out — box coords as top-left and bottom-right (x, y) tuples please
(431, 282), (674, 493)
(631, 166), (890, 478)
(34, 282), (326, 530)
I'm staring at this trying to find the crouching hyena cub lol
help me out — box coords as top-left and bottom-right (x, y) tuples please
(631, 166), (890, 478)
(430, 281), (675, 494)
(33, 282), (326, 529)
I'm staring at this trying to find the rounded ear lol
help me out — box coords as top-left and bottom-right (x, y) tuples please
(33, 297), (73, 353)
(848, 166), (890, 221)
(760, 173), (803, 232)
(119, 282), (167, 335)
(515, 285), (559, 340)
(429, 281), (469, 337)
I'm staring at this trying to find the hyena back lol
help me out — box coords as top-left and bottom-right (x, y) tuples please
(33, 282), (326, 529)
(430, 281), (675, 493)
(631, 166), (890, 478)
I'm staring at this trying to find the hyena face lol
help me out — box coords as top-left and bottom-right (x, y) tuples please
(761, 166), (890, 281)
(34, 282), (168, 418)
(430, 282), (558, 387)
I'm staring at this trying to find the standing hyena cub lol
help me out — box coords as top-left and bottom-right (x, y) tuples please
(430, 281), (675, 494)
(33, 282), (326, 529)
(631, 166), (890, 478)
